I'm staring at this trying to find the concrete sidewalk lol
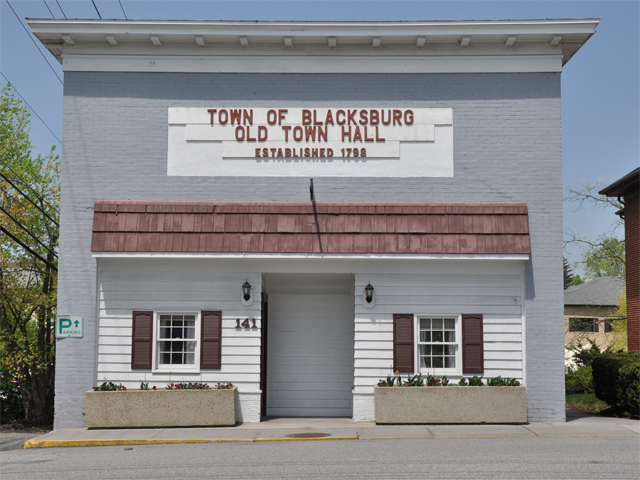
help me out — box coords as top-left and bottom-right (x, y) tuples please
(23, 411), (638, 449)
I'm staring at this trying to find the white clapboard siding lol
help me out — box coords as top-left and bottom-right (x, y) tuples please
(96, 260), (262, 394)
(353, 266), (524, 393)
(356, 305), (523, 315)
(355, 274), (523, 288)
(354, 322), (393, 332)
(483, 342), (522, 351)
(266, 293), (353, 417)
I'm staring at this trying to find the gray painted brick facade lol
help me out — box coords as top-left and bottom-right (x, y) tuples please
(56, 72), (564, 428)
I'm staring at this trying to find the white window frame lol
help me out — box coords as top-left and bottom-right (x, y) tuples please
(414, 314), (462, 376)
(152, 311), (201, 373)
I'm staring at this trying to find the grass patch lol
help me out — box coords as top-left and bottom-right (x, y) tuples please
(566, 393), (609, 413)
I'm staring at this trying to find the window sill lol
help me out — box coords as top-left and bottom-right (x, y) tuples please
(153, 369), (201, 374)
(419, 370), (461, 377)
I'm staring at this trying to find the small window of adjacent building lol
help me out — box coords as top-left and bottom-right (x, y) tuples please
(418, 317), (460, 374)
(569, 317), (599, 333)
(157, 313), (198, 368)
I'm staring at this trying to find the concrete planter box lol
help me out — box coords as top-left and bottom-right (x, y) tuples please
(374, 385), (527, 424)
(85, 387), (238, 428)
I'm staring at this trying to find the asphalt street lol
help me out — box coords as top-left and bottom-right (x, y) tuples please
(2, 436), (639, 480)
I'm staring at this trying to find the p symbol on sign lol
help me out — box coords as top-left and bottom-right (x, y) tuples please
(59, 318), (71, 333)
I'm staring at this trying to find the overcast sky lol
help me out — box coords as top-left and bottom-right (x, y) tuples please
(1, 1), (638, 273)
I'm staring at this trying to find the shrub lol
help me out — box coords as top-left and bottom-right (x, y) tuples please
(565, 365), (594, 394)
(468, 376), (484, 386)
(0, 372), (24, 424)
(571, 340), (612, 368)
(592, 352), (639, 419)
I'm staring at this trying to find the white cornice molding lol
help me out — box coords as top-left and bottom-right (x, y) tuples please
(27, 18), (598, 73)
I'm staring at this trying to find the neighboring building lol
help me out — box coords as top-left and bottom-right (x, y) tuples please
(600, 168), (639, 352)
(29, 18), (598, 429)
(564, 276), (625, 352)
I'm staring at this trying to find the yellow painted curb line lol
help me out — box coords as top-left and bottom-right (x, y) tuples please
(24, 432), (637, 449)
(23, 438), (253, 449)
(254, 436), (358, 443)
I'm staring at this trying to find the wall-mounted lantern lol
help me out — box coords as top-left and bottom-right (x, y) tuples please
(242, 280), (252, 301)
(241, 280), (253, 306)
(363, 282), (375, 308)
(364, 283), (375, 304)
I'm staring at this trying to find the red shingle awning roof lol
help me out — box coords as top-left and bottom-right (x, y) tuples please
(91, 200), (530, 255)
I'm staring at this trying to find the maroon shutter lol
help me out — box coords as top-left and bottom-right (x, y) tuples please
(393, 314), (414, 373)
(131, 311), (153, 369)
(462, 314), (484, 374)
(201, 311), (222, 369)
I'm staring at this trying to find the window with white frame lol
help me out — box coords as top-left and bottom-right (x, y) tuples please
(418, 316), (461, 373)
(157, 313), (198, 368)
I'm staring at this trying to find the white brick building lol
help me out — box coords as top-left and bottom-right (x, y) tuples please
(29, 18), (598, 428)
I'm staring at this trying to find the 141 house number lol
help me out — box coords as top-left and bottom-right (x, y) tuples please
(236, 318), (257, 329)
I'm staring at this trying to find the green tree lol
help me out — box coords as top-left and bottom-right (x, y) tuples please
(583, 236), (625, 279)
(565, 183), (625, 281)
(563, 257), (584, 289)
(0, 83), (59, 425)
(610, 290), (627, 351)
(569, 274), (584, 287)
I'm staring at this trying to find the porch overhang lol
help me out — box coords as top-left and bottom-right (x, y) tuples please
(91, 200), (531, 256)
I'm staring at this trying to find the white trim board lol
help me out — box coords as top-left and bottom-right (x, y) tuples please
(61, 53), (563, 74)
(92, 253), (529, 261)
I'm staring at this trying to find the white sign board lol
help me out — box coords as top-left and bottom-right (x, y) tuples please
(167, 107), (453, 178)
(56, 315), (83, 338)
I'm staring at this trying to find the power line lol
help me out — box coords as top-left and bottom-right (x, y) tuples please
(91, 0), (102, 19)
(5, 0), (64, 86)
(0, 172), (59, 227)
(55, 0), (67, 19)
(42, 0), (55, 18)
(118, 0), (128, 19)
(1, 226), (58, 272)
(0, 71), (62, 145)
(0, 206), (58, 258)
(0, 157), (60, 215)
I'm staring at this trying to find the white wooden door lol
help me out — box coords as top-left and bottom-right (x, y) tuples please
(266, 293), (353, 417)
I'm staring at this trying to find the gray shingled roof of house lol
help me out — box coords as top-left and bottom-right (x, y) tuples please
(564, 276), (625, 306)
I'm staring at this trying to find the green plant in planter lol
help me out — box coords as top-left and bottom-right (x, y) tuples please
(487, 376), (521, 386)
(165, 382), (210, 390)
(457, 377), (468, 386)
(214, 382), (234, 389)
(441, 376), (450, 386)
(377, 376), (396, 387)
(93, 382), (126, 391)
(140, 381), (149, 390)
(404, 374), (425, 386)
(426, 375), (442, 386)
(468, 376), (484, 386)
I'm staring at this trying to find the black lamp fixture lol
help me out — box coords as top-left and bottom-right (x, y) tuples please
(364, 282), (375, 304)
(242, 280), (252, 302)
